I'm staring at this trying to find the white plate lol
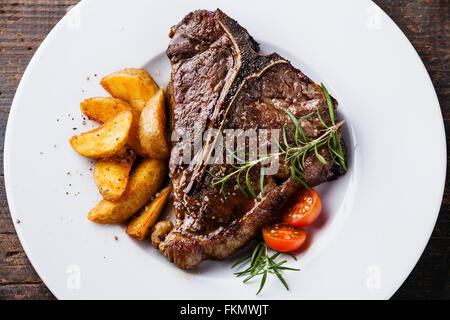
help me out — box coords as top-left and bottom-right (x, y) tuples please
(4, 0), (446, 300)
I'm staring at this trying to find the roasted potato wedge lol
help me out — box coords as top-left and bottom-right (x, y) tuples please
(94, 149), (136, 201)
(80, 97), (146, 156)
(70, 110), (133, 158)
(101, 68), (159, 113)
(138, 89), (170, 159)
(81, 97), (131, 123)
(88, 158), (167, 224)
(126, 185), (172, 240)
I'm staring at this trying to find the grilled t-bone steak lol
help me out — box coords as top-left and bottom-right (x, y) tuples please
(158, 9), (347, 269)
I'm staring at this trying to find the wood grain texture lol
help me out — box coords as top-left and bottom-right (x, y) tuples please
(0, 0), (448, 300)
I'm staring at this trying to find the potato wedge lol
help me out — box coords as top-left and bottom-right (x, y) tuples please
(81, 97), (131, 123)
(94, 149), (136, 201)
(138, 89), (170, 159)
(88, 158), (167, 224)
(126, 185), (172, 240)
(101, 68), (159, 113)
(80, 97), (146, 156)
(70, 110), (133, 158)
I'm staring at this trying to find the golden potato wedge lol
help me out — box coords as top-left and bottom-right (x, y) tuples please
(81, 97), (131, 123)
(138, 89), (170, 159)
(70, 110), (133, 158)
(126, 185), (172, 240)
(94, 149), (136, 201)
(80, 97), (146, 156)
(125, 130), (147, 157)
(88, 158), (167, 224)
(101, 68), (159, 113)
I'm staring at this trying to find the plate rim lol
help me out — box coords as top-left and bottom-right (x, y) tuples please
(366, 1), (447, 299)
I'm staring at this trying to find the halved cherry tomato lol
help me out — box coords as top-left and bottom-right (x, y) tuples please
(283, 188), (322, 227)
(262, 222), (307, 252)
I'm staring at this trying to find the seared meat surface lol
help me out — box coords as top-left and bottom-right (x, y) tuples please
(158, 9), (346, 269)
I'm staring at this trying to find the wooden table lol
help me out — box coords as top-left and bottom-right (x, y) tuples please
(0, 0), (448, 300)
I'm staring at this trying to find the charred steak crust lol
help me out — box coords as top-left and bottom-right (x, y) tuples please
(161, 9), (347, 269)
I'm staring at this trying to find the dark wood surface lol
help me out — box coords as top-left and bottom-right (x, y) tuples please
(0, 0), (448, 300)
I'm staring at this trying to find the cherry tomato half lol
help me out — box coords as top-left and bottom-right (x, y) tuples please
(283, 188), (322, 227)
(262, 223), (307, 252)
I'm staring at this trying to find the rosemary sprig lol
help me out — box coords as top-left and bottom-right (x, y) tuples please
(209, 84), (347, 200)
(321, 83), (347, 171)
(232, 242), (300, 295)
